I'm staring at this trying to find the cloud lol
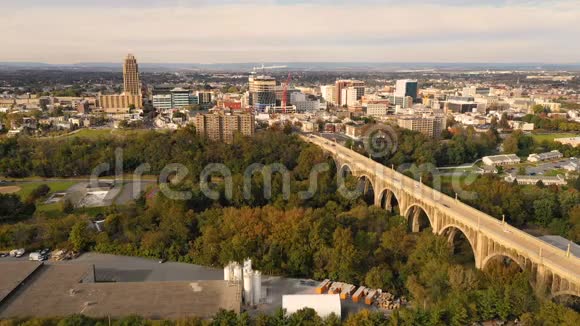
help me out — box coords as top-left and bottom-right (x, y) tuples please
(0, 1), (578, 63)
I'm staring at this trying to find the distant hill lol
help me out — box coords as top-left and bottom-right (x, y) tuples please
(0, 61), (579, 73)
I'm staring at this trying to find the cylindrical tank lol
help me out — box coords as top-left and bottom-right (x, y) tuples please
(224, 264), (231, 281)
(244, 258), (252, 271)
(243, 271), (253, 305)
(252, 271), (262, 304)
(233, 263), (242, 281)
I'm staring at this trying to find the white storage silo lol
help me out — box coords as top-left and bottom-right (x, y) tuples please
(253, 270), (262, 304)
(243, 258), (252, 271)
(233, 262), (242, 281)
(243, 270), (254, 305)
(224, 264), (232, 281)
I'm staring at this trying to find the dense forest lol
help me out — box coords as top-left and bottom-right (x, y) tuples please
(1, 301), (579, 326)
(1, 128), (579, 324)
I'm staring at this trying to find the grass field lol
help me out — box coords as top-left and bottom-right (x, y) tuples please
(37, 128), (165, 141)
(16, 181), (77, 200)
(531, 133), (579, 143)
(68, 128), (114, 139)
(67, 128), (168, 140)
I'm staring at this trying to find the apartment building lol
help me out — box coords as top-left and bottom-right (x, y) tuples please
(397, 115), (446, 138)
(194, 113), (255, 143)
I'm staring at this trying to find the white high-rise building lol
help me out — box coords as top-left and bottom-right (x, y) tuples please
(320, 85), (336, 105)
(340, 86), (364, 107)
(395, 79), (418, 100)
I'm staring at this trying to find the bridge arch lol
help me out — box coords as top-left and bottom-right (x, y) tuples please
(357, 174), (376, 205)
(323, 154), (339, 172)
(481, 252), (527, 272)
(378, 187), (400, 214)
(551, 290), (580, 300)
(339, 163), (353, 179)
(438, 224), (478, 264)
(404, 203), (434, 232)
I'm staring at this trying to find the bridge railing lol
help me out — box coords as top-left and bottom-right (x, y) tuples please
(306, 135), (580, 278)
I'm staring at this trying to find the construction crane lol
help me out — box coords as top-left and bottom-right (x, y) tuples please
(282, 72), (292, 114)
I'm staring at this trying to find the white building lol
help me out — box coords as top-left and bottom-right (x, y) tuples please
(527, 150), (563, 162)
(365, 103), (388, 117)
(294, 100), (320, 112)
(509, 121), (535, 131)
(300, 121), (317, 133)
(290, 92), (306, 104)
(504, 175), (567, 186)
(283, 294), (341, 319)
(341, 86), (364, 107)
(563, 161), (579, 172)
(395, 79), (418, 100)
(320, 85), (336, 105)
(483, 154), (521, 166)
(554, 137), (580, 147)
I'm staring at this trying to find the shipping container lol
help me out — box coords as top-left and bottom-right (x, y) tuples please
(365, 290), (377, 305)
(352, 286), (367, 303)
(315, 279), (331, 294)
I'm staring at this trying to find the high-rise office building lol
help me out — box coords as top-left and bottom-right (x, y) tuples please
(152, 94), (172, 110)
(197, 91), (213, 106)
(171, 88), (190, 108)
(249, 74), (276, 110)
(98, 54), (143, 113)
(395, 79), (418, 101)
(123, 54), (141, 96)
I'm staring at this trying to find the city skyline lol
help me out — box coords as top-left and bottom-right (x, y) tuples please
(1, 0), (579, 64)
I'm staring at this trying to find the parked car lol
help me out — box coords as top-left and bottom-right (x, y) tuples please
(29, 252), (47, 261)
(10, 248), (26, 258)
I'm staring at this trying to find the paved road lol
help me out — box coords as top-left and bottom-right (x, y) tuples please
(304, 134), (580, 285)
(0, 253), (223, 282)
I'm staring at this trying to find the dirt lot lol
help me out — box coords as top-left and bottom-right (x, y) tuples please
(0, 186), (21, 194)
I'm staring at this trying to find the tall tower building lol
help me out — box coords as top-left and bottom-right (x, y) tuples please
(248, 74), (276, 111)
(395, 79), (418, 101)
(123, 54), (141, 96)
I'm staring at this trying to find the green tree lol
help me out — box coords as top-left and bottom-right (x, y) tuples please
(61, 198), (74, 214)
(69, 220), (89, 252)
(287, 308), (323, 326)
(499, 113), (510, 129)
(533, 198), (555, 227)
(364, 265), (394, 290)
(27, 184), (51, 203)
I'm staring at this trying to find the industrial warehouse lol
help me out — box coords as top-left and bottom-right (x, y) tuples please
(0, 254), (404, 320)
(0, 261), (241, 319)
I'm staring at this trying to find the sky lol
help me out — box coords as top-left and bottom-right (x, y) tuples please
(1, 0), (579, 64)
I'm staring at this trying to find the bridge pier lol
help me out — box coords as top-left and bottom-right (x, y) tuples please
(475, 232), (485, 269)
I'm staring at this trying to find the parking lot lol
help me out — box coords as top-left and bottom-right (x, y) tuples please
(505, 157), (578, 177)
